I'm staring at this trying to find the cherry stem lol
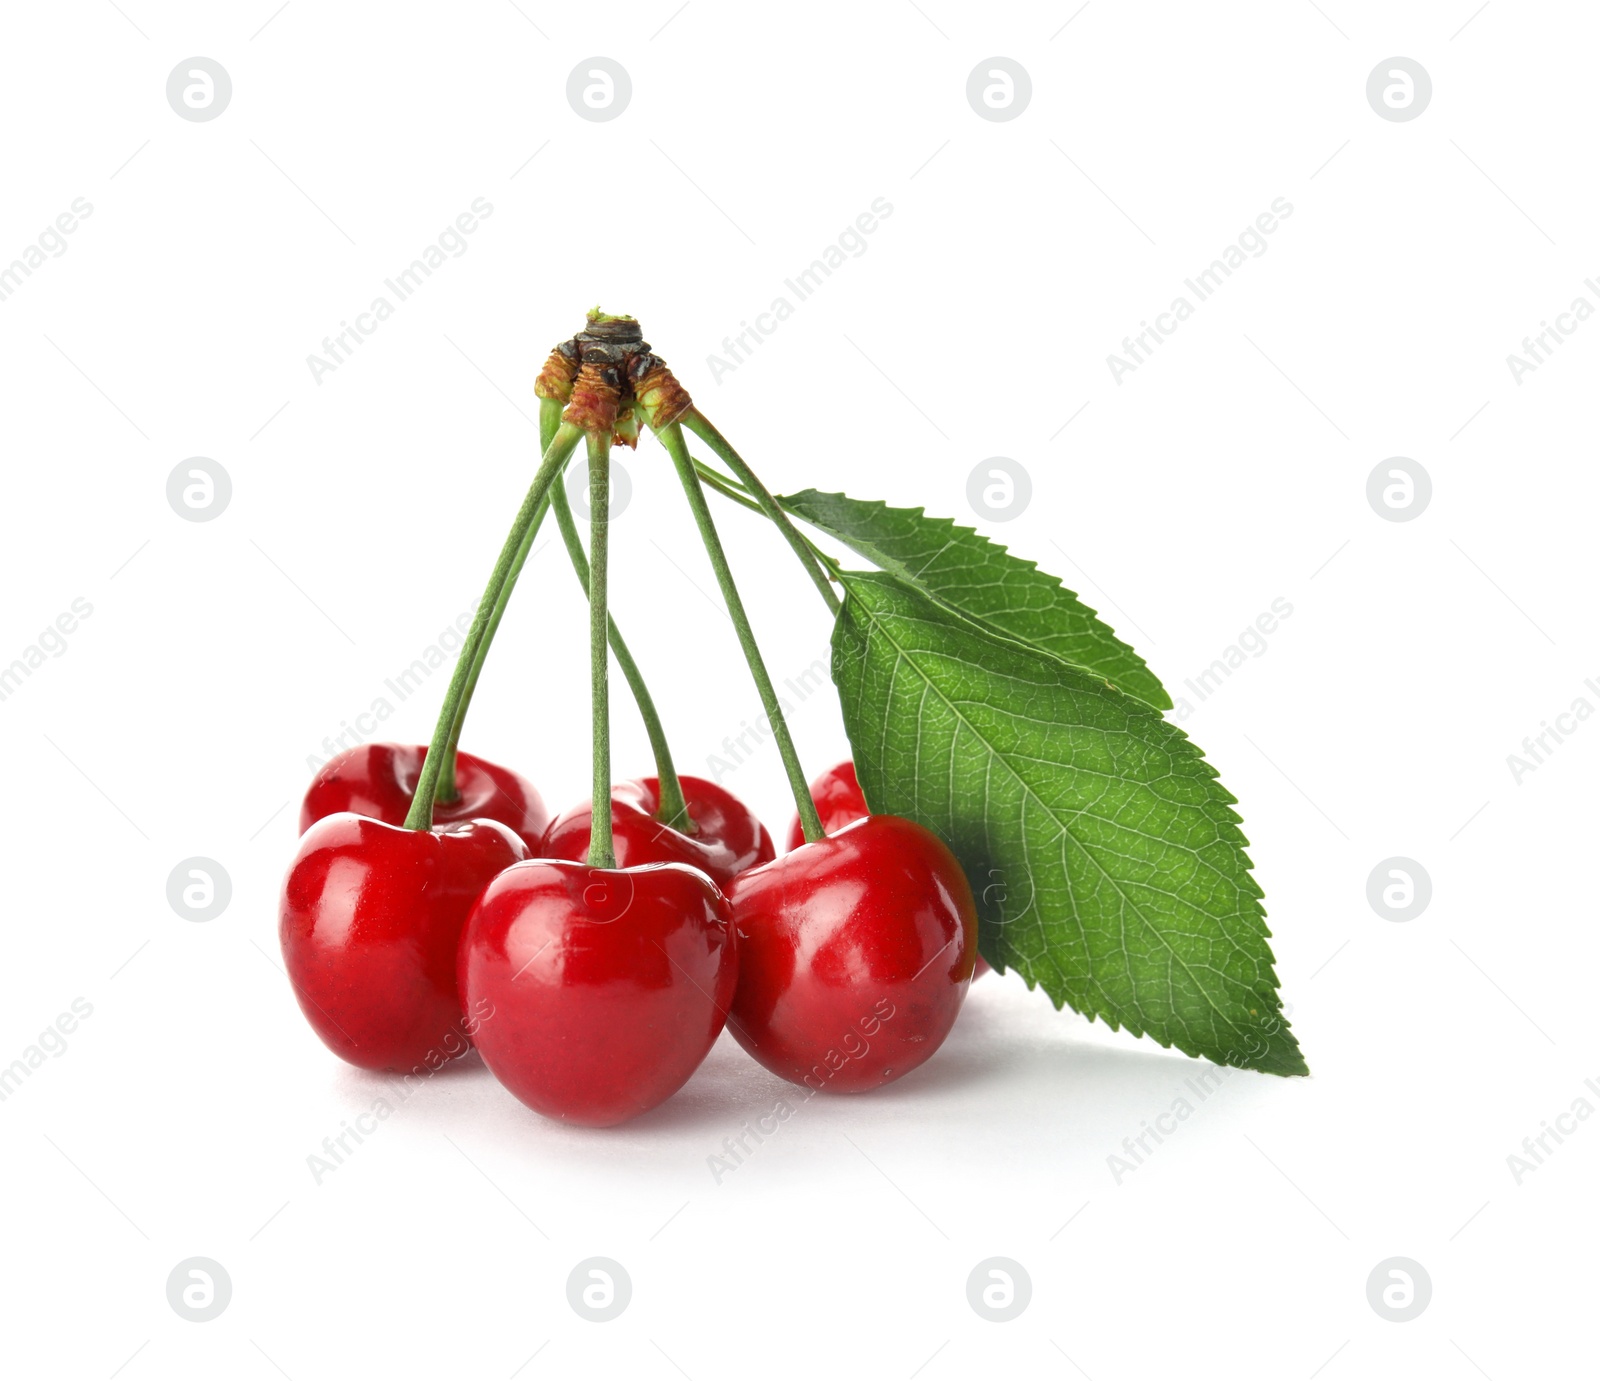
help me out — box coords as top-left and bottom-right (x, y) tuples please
(684, 409), (841, 616)
(436, 492), (550, 804)
(659, 420), (826, 844)
(691, 460), (763, 515)
(692, 458), (844, 587)
(404, 421), (584, 831)
(541, 403), (693, 834)
(584, 429), (616, 869)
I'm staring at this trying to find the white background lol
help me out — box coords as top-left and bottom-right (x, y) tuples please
(1, 2), (1594, 1377)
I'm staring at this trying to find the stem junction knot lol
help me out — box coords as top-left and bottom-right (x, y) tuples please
(546, 309), (692, 447)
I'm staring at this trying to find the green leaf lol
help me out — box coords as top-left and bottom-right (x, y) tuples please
(830, 568), (1305, 1077)
(780, 487), (1171, 709)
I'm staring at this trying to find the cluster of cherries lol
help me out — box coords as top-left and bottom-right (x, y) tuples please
(282, 748), (978, 1126)
(279, 311), (983, 1126)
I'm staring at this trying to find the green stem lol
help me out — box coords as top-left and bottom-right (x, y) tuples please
(585, 429), (616, 868)
(436, 492), (550, 803)
(658, 420), (825, 843)
(550, 465), (692, 832)
(693, 458), (844, 581)
(692, 460), (763, 515)
(404, 422), (583, 830)
(541, 396), (693, 835)
(685, 409), (841, 616)
(538, 397), (563, 483)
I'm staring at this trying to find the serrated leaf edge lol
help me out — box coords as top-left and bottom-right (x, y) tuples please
(784, 487), (1174, 711)
(832, 568), (1306, 1078)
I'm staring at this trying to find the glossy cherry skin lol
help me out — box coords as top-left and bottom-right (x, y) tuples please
(460, 859), (737, 1127)
(300, 742), (550, 850)
(280, 812), (528, 1072)
(542, 775), (775, 889)
(786, 759), (992, 978)
(728, 814), (977, 1093)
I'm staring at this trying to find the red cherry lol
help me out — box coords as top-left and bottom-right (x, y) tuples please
(728, 814), (976, 1093)
(300, 742), (549, 850)
(784, 759), (869, 851)
(786, 759), (992, 979)
(279, 812), (528, 1072)
(459, 860), (737, 1127)
(542, 774), (775, 888)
